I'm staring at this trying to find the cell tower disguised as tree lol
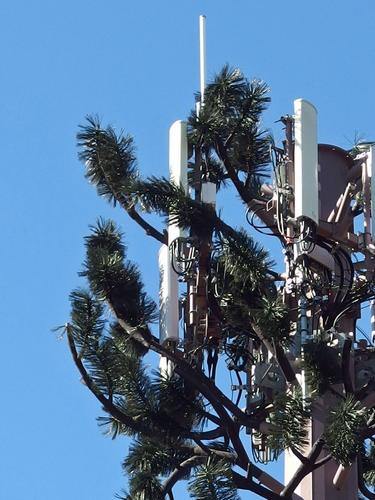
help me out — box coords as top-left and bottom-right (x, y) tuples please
(60, 17), (375, 500)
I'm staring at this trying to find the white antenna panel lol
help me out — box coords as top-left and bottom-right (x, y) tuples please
(169, 120), (188, 244)
(199, 15), (206, 103)
(201, 181), (216, 205)
(369, 145), (375, 240)
(294, 99), (319, 224)
(159, 245), (179, 343)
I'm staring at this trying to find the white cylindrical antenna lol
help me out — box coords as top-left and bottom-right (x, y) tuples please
(158, 121), (187, 347)
(168, 120), (188, 244)
(201, 181), (216, 205)
(369, 144), (375, 240)
(294, 99), (319, 224)
(198, 16), (216, 206)
(199, 15), (206, 104)
(362, 152), (372, 247)
(371, 299), (375, 345)
(159, 245), (179, 343)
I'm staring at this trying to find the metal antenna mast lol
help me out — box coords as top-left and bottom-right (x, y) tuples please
(199, 15), (206, 105)
(253, 106), (375, 499)
(159, 14), (217, 377)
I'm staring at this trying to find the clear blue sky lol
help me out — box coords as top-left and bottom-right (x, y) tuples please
(1, 1), (375, 499)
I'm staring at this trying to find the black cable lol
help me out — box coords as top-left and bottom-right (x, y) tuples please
(333, 294), (375, 329)
(246, 207), (279, 237)
(332, 277), (375, 328)
(332, 250), (347, 305)
(338, 247), (354, 290)
(356, 324), (372, 344)
(316, 237), (346, 328)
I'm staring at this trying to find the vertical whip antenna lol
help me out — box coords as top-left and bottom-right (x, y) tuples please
(199, 15), (206, 105)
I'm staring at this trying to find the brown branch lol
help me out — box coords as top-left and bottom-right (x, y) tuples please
(226, 421), (251, 471)
(287, 445), (330, 470)
(274, 344), (298, 385)
(127, 205), (167, 244)
(117, 316), (257, 428)
(93, 153), (167, 244)
(192, 438), (212, 456)
(281, 437), (325, 497)
(216, 140), (251, 204)
(290, 446), (308, 464)
(72, 309), (252, 474)
(161, 456), (206, 498)
(188, 383), (251, 475)
(248, 466), (284, 495)
(108, 303), (286, 493)
(161, 446), (269, 499)
(161, 445), (238, 497)
(200, 434), (285, 495)
(67, 328), (150, 436)
(312, 453), (332, 470)
(198, 409), (222, 426)
(190, 427), (225, 441)
(250, 322), (298, 386)
(189, 445), (284, 496)
(191, 446), (237, 462)
(68, 326), (223, 444)
(232, 471), (282, 500)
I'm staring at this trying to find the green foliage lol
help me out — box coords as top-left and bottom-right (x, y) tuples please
(303, 339), (343, 395)
(214, 228), (273, 293)
(131, 176), (187, 214)
(325, 395), (368, 466)
(85, 217), (126, 257)
(132, 176), (217, 237)
(116, 369), (204, 441)
(77, 115), (138, 206)
(81, 218), (157, 327)
(68, 289), (120, 398)
(188, 455), (239, 500)
(68, 287), (153, 434)
(267, 390), (310, 454)
(104, 355), (202, 441)
(68, 286), (204, 444)
(188, 65), (270, 181)
(152, 372), (206, 431)
(188, 152), (229, 189)
(251, 295), (291, 346)
(222, 330), (253, 373)
(67, 217), (216, 438)
(98, 413), (131, 440)
(125, 470), (164, 500)
(66, 64), (375, 499)
(362, 442), (375, 487)
(340, 278), (375, 317)
(123, 438), (191, 479)
(110, 321), (148, 358)
(211, 228), (276, 350)
(69, 288), (105, 350)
